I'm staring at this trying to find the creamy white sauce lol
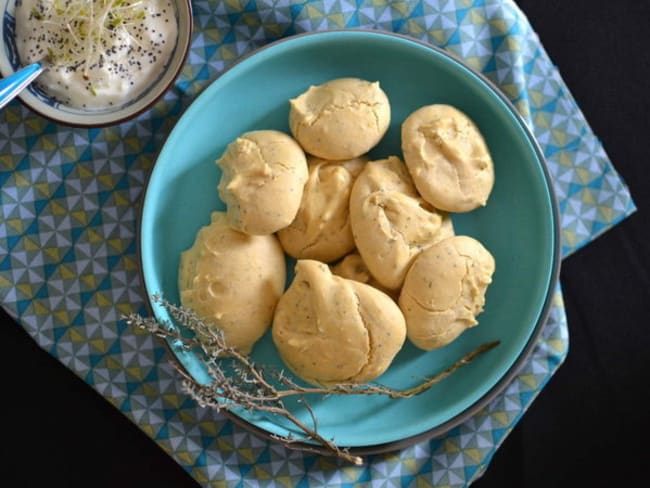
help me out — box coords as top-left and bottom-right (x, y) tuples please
(15, 0), (178, 109)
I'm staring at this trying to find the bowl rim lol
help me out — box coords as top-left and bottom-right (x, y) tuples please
(136, 28), (562, 456)
(0, 0), (193, 128)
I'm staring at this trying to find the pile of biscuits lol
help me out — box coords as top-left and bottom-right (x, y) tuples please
(178, 78), (496, 387)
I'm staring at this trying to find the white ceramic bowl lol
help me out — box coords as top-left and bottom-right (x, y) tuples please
(0, 0), (192, 126)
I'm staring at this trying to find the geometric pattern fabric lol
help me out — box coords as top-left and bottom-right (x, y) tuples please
(0, 1), (634, 486)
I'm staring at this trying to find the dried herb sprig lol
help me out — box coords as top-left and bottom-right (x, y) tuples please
(123, 296), (500, 464)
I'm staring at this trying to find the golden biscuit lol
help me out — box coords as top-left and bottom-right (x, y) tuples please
(179, 212), (286, 355)
(402, 104), (494, 212)
(278, 155), (366, 262)
(289, 78), (390, 160)
(272, 260), (406, 387)
(349, 156), (454, 290)
(399, 235), (495, 350)
(216, 130), (308, 235)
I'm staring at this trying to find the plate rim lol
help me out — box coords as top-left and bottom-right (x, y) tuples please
(136, 28), (562, 455)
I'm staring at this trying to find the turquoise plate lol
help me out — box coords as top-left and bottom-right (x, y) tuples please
(139, 30), (560, 451)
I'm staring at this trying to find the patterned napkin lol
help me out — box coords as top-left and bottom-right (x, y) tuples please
(0, 0), (635, 486)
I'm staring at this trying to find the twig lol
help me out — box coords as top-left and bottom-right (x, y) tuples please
(123, 296), (500, 464)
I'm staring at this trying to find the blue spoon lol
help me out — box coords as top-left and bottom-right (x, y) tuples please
(0, 62), (45, 110)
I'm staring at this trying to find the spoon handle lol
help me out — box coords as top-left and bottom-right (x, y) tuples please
(0, 63), (44, 111)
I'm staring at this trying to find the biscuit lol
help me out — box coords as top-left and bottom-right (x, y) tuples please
(178, 212), (286, 355)
(398, 235), (495, 350)
(330, 252), (398, 301)
(289, 78), (390, 160)
(216, 130), (308, 235)
(401, 104), (494, 212)
(349, 156), (454, 290)
(277, 155), (366, 262)
(272, 260), (406, 387)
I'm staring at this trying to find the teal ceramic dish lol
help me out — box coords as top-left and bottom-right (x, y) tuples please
(139, 30), (560, 451)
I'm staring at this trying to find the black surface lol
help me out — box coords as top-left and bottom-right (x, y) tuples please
(2, 1), (649, 486)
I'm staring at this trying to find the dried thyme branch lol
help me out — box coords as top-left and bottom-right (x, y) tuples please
(123, 296), (500, 464)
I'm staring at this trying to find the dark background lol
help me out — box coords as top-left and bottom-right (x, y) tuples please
(1, 1), (648, 486)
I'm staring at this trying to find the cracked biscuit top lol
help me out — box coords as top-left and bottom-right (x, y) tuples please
(349, 156), (455, 291)
(398, 235), (495, 351)
(401, 104), (495, 212)
(216, 130), (308, 235)
(289, 78), (390, 160)
(272, 260), (406, 387)
(277, 155), (366, 262)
